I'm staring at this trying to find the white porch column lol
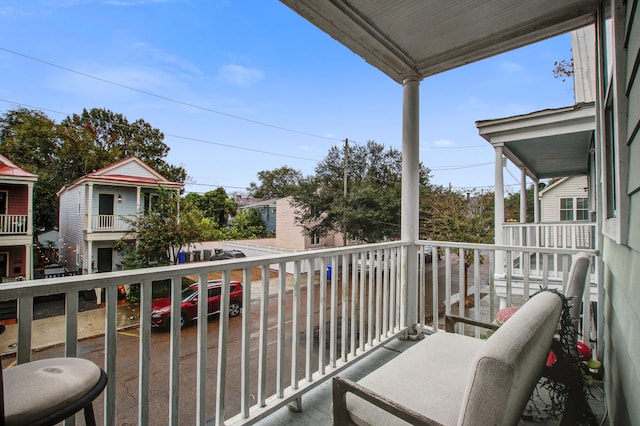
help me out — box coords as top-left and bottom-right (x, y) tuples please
(494, 145), (505, 277)
(401, 75), (420, 330)
(519, 167), (527, 223)
(86, 183), (94, 233)
(533, 179), (540, 223)
(26, 182), (34, 280)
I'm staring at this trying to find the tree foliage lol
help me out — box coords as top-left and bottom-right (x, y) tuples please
(553, 57), (574, 82)
(0, 108), (60, 230)
(292, 140), (430, 243)
(116, 188), (202, 268)
(247, 166), (303, 198)
(0, 107), (186, 231)
(182, 188), (238, 228)
(504, 185), (535, 223)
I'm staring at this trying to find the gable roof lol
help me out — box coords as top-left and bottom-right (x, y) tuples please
(0, 154), (38, 182)
(58, 156), (182, 194)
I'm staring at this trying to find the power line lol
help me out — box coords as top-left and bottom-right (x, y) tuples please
(429, 161), (493, 171)
(0, 47), (342, 142)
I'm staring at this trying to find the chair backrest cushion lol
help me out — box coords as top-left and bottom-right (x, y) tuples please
(565, 252), (590, 327)
(457, 291), (563, 426)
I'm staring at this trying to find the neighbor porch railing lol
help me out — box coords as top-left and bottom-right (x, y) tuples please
(0, 241), (598, 425)
(0, 214), (27, 234)
(91, 214), (135, 232)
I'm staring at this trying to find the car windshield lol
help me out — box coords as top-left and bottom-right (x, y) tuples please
(181, 286), (198, 301)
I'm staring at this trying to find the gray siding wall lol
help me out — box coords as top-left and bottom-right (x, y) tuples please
(604, 1), (640, 423)
(59, 185), (85, 270)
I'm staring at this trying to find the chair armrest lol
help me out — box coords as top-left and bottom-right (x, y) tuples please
(332, 376), (444, 426)
(444, 314), (500, 333)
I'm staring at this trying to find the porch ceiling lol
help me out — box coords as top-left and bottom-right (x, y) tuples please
(476, 103), (596, 179)
(280, 1), (598, 83)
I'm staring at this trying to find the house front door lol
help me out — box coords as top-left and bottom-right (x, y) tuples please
(97, 248), (113, 273)
(0, 253), (7, 279)
(99, 194), (114, 216)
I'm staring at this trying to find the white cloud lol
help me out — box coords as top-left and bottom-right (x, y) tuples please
(298, 145), (310, 151)
(500, 60), (525, 73)
(432, 139), (454, 147)
(217, 64), (264, 87)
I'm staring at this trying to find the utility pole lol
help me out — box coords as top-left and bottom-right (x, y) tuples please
(343, 138), (349, 246)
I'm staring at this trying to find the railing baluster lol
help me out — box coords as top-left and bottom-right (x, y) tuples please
(382, 249), (389, 338)
(65, 291), (78, 357)
(523, 251), (530, 302)
(17, 296), (33, 364)
(444, 247), (451, 319)
(330, 255), (338, 367)
(359, 252), (366, 352)
(196, 273), (208, 425)
(104, 285), (118, 426)
(350, 253), (357, 357)
(305, 259), (314, 382)
(138, 280), (152, 426)
(374, 249), (382, 344)
(168, 277), (181, 425)
(458, 248), (465, 333)
(291, 261), (300, 388)
(474, 249), (480, 339)
(318, 257), (327, 374)
(215, 271), (231, 426)
(418, 246), (425, 327)
(258, 266), (269, 405)
(432, 246), (439, 330)
(241, 268), (252, 418)
(276, 262), (286, 397)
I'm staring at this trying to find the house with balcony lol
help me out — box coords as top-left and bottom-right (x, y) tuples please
(57, 157), (182, 278)
(1, 2), (639, 425)
(0, 154), (37, 281)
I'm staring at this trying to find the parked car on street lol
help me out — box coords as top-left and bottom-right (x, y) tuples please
(151, 280), (243, 329)
(209, 249), (246, 261)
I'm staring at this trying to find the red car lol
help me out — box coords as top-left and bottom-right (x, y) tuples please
(151, 280), (243, 329)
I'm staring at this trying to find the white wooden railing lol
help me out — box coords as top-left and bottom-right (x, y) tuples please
(0, 214), (27, 234)
(91, 215), (134, 232)
(503, 222), (595, 250)
(0, 241), (599, 425)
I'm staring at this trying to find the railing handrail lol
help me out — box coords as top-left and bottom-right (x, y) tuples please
(416, 240), (598, 257)
(502, 221), (594, 227)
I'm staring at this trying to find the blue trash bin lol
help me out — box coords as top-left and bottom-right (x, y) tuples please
(178, 251), (186, 264)
(326, 264), (332, 280)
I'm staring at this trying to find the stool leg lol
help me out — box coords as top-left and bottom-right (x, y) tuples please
(84, 403), (97, 426)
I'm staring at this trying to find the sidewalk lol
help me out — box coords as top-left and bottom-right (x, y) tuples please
(0, 303), (141, 355)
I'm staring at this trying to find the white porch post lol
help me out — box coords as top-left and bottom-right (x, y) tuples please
(86, 183), (94, 234)
(401, 75), (420, 330)
(136, 186), (141, 214)
(26, 182), (34, 280)
(519, 167), (527, 223)
(494, 145), (505, 277)
(533, 179), (540, 223)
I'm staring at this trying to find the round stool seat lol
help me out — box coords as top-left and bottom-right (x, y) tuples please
(3, 357), (103, 426)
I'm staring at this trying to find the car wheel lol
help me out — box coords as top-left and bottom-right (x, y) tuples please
(229, 301), (241, 317)
(180, 312), (188, 328)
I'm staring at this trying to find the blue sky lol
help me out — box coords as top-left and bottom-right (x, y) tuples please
(0, 1), (576, 195)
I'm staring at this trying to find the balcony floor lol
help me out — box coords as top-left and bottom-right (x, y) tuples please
(256, 335), (608, 426)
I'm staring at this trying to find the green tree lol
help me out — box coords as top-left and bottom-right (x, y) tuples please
(56, 108), (187, 185)
(227, 209), (266, 239)
(504, 185), (535, 223)
(247, 166), (303, 198)
(183, 188), (237, 228)
(292, 140), (430, 243)
(0, 107), (187, 231)
(116, 188), (202, 268)
(420, 186), (494, 297)
(0, 108), (61, 230)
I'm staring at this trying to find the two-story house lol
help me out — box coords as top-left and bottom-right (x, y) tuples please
(0, 154), (37, 281)
(57, 157), (182, 279)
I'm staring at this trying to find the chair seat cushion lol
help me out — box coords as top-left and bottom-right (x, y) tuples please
(3, 357), (102, 426)
(346, 332), (484, 426)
